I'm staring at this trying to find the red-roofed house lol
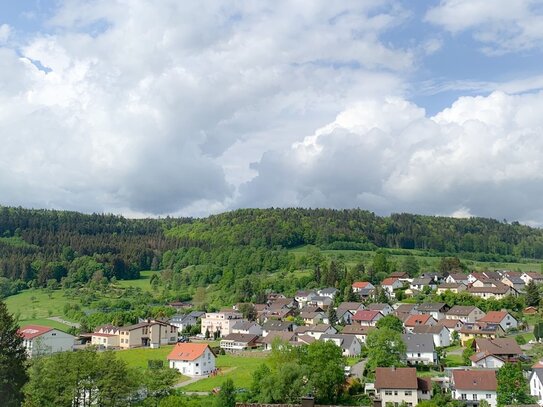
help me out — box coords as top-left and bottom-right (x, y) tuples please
(351, 281), (374, 293)
(18, 325), (75, 357)
(477, 311), (518, 331)
(451, 370), (497, 407)
(352, 310), (383, 326)
(403, 314), (436, 332)
(167, 343), (216, 376)
(381, 277), (403, 298)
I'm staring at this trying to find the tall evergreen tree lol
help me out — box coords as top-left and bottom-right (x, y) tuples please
(214, 379), (236, 407)
(0, 300), (28, 407)
(526, 280), (540, 307)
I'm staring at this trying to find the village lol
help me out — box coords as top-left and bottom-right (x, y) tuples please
(15, 267), (543, 406)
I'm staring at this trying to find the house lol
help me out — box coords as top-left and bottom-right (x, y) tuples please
(367, 303), (394, 316)
(374, 367), (431, 406)
(446, 273), (469, 285)
(394, 303), (418, 315)
(261, 320), (294, 337)
(521, 272), (543, 286)
(468, 271), (502, 283)
(119, 320), (178, 348)
(353, 310), (383, 327)
(220, 333), (260, 352)
(467, 283), (516, 299)
(268, 297), (297, 310)
(437, 282), (466, 294)
(167, 343), (216, 376)
(450, 369), (497, 407)
(300, 310), (324, 325)
(294, 324), (337, 340)
(321, 334), (361, 357)
(19, 325), (75, 357)
(404, 314), (437, 333)
(412, 325), (451, 347)
(200, 311), (244, 337)
(470, 352), (506, 369)
(524, 306), (539, 315)
(472, 338), (523, 365)
(342, 325), (374, 344)
(389, 271), (411, 282)
(529, 360), (543, 404)
(91, 324), (121, 349)
(416, 303), (449, 320)
(352, 281), (374, 293)
(446, 305), (485, 323)
(231, 321), (263, 336)
(501, 272), (526, 292)
(402, 333), (438, 365)
(169, 311), (205, 332)
(306, 295), (333, 309)
(436, 319), (464, 340)
(295, 290), (316, 308)
(381, 277), (403, 298)
(459, 323), (505, 346)
(259, 331), (296, 350)
(478, 311), (518, 332)
(336, 302), (365, 324)
(317, 287), (338, 299)
(410, 277), (436, 292)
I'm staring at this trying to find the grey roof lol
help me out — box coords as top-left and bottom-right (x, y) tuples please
(220, 333), (259, 343)
(295, 324), (335, 334)
(447, 305), (478, 316)
(402, 333), (435, 353)
(232, 321), (260, 331)
(318, 287), (339, 295)
(320, 334), (359, 350)
(262, 320), (293, 331)
(411, 278), (433, 285)
(417, 302), (447, 312)
(412, 325), (449, 335)
(368, 303), (390, 311)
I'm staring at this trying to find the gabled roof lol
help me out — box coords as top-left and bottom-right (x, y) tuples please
(448, 273), (469, 281)
(395, 303), (417, 313)
(436, 319), (464, 329)
(412, 325), (449, 335)
(389, 271), (409, 278)
(438, 282), (464, 289)
(475, 338), (522, 356)
(452, 370), (497, 391)
(262, 320), (292, 331)
(411, 277), (433, 285)
(478, 311), (514, 324)
(342, 325), (374, 335)
(447, 305), (479, 316)
(460, 322), (503, 334)
(220, 333), (259, 344)
(467, 284), (511, 294)
(375, 367), (417, 390)
(353, 310), (382, 322)
(404, 314), (433, 327)
(525, 272), (543, 279)
(381, 277), (400, 286)
(352, 281), (372, 289)
(367, 303), (390, 311)
(18, 325), (54, 340)
(260, 331), (295, 344)
(167, 343), (212, 361)
(417, 302), (447, 312)
(232, 321), (260, 331)
(320, 334), (358, 350)
(295, 324), (334, 333)
(403, 333), (435, 353)
(318, 287), (338, 295)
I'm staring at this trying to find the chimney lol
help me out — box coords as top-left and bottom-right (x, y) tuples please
(301, 396), (315, 407)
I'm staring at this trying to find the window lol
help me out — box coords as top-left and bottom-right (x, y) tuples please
(473, 394), (477, 401)
(486, 394), (492, 399)
(385, 391), (392, 395)
(404, 391), (412, 396)
(196, 363), (199, 366)
(461, 394), (467, 400)
(394, 391), (398, 396)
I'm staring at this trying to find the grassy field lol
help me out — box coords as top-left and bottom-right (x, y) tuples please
(18, 318), (72, 331)
(114, 344), (176, 369)
(5, 288), (73, 321)
(115, 270), (156, 291)
(182, 354), (268, 392)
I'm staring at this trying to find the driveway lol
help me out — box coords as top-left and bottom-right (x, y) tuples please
(351, 359), (366, 379)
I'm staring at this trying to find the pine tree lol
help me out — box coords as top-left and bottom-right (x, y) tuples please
(327, 306), (337, 325)
(526, 280), (540, 307)
(214, 378), (236, 407)
(0, 300), (28, 406)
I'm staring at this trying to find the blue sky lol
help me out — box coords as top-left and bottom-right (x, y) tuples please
(1, 1), (543, 223)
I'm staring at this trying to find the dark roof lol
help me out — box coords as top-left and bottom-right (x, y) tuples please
(232, 321), (260, 331)
(447, 305), (479, 316)
(295, 324), (334, 333)
(412, 325), (449, 334)
(260, 331), (295, 344)
(367, 303), (390, 311)
(220, 333), (259, 344)
(342, 325), (374, 335)
(375, 367), (417, 390)
(395, 303), (417, 313)
(320, 334), (359, 350)
(262, 320), (292, 331)
(452, 370), (497, 391)
(402, 333), (435, 353)
(417, 302), (447, 312)
(475, 338), (522, 356)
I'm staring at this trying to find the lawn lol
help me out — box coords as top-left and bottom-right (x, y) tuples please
(443, 353), (464, 367)
(18, 318), (72, 331)
(182, 354), (268, 392)
(5, 288), (73, 321)
(115, 270), (156, 291)
(114, 344), (176, 369)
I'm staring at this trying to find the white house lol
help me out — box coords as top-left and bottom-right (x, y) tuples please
(470, 353), (505, 369)
(367, 303), (394, 316)
(446, 305), (485, 323)
(294, 324), (337, 340)
(381, 277), (403, 298)
(451, 370), (497, 407)
(351, 281), (374, 293)
(530, 361), (543, 405)
(200, 311), (244, 337)
(411, 325), (451, 347)
(353, 310), (383, 327)
(402, 333), (437, 366)
(231, 321), (263, 336)
(167, 343), (216, 376)
(321, 334), (361, 357)
(169, 311), (205, 332)
(19, 325), (75, 357)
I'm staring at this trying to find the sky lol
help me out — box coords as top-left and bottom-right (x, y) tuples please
(2, 1), (543, 224)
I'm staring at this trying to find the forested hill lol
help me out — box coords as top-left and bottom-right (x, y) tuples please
(2, 206), (543, 287)
(166, 208), (543, 258)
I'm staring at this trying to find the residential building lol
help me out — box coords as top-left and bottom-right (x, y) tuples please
(167, 343), (216, 376)
(260, 331), (296, 350)
(467, 283), (516, 299)
(472, 338), (523, 364)
(403, 333), (438, 365)
(19, 325), (75, 357)
(404, 314), (437, 333)
(446, 273), (469, 285)
(530, 360), (543, 404)
(477, 311), (518, 331)
(410, 277), (436, 292)
(261, 320), (294, 337)
(200, 311), (244, 337)
(231, 321), (263, 336)
(300, 310), (324, 325)
(450, 369), (497, 407)
(374, 367), (431, 406)
(381, 277), (403, 298)
(336, 302), (365, 324)
(412, 325), (451, 347)
(91, 324), (120, 349)
(119, 320), (177, 349)
(352, 281), (374, 293)
(501, 272), (525, 292)
(521, 272), (543, 286)
(306, 295), (332, 309)
(321, 334), (361, 357)
(367, 303), (394, 316)
(353, 310), (383, 327)
(436, 282), (466, 294)
(436, 319), (464, 340)
(317, 287), (338, 299)
(220, 333), (260, 352)
(169, 311), (205, 332)
(446, 305), (485, 323)
(294, 324), (336, 340)
(341, 325), (374, 344)
(295, 290), (316, 308)
(459, 323), (505, 346)
(416, 303), (449, 320)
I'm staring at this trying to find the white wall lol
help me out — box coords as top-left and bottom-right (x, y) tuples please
(452, 390), (497, 407)
(27, 330), (74, 357)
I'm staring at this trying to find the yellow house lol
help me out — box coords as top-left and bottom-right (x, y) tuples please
(119, 320), (177, 349)
(459, 322), (505, 346)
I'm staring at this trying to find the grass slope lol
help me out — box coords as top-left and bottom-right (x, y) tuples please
(5, 289), (72, 321)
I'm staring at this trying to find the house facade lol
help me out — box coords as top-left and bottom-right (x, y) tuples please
(19, 325), (75, 357)
(168, 343), (216, 376)
(450, 370), (497, 407)
(200, 311), (244, 337)
(446, 306), (485, 323)
(119, 320), (177, 349)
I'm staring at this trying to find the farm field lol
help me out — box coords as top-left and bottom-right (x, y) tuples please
(115, 270), (156, 291)
(182, 354), (268, 392)
(5, 288), (73, 322)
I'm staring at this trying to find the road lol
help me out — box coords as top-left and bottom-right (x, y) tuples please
(351, 359), (366, 378)
(47, 316), (80, 328)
